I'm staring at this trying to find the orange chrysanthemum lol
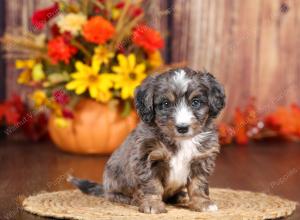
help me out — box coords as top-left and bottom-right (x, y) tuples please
(47, 36), (77, 64)
(265, 104), (300, 138)
(83, 16), (115, 44)
(133, 25), (164, 53)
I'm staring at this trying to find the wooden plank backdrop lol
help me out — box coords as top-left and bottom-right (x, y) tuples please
(169, 0), (300, 120)
(4, 0), (300, 120)
(0, 1), (6, 101)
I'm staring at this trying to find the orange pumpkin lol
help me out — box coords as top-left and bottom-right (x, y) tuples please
(48, 99), (138, 155)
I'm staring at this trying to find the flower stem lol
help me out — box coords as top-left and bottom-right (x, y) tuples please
(112, 12), (144, 50)
(91, 0), (104, 9)
(82, 0), (90, 15)
(71, 40), (92, 62)
(121, 100), (132, 117)
(115, 0), (131, 33)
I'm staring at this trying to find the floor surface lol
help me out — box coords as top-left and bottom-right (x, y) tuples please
(0, 138), (299, 219)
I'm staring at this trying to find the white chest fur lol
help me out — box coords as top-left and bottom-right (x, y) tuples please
(165, 133), (210, 195)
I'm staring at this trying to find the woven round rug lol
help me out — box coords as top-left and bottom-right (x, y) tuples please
(22, 189), (297, 220)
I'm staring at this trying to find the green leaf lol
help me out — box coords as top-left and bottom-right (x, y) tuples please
(47, 72), (70, 84)
(121, 100), (132, 117)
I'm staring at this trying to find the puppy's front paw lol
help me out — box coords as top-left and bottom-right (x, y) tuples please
(148, 148), (170, 161)
(139, 200), (167, 214)
(189, 200), (218, 212)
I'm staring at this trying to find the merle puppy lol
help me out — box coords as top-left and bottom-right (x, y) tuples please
(69, 67), (225, 214)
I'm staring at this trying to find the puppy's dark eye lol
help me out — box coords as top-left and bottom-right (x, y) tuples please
(159, 100), (171, 109)
(191, 98), (201, 108)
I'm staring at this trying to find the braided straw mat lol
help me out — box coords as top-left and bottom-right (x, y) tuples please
(23, 189), (297, 220)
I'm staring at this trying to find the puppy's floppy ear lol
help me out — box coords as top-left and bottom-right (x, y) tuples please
(202, 72), (226, 118)
(134, 75), (156, 124)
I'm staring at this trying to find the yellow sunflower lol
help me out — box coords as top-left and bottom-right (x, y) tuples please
(16, 59), (35, 84)
(31, 90), (61, 115)
(93, 45), (114, 65)
(31, 90), (48, 108)
(16, 59), (35, 69)
(112, 54), (146, 99)
(66, 59), (113, 102)
(17, 71), (32, 85)
(32, 63), (46, 82)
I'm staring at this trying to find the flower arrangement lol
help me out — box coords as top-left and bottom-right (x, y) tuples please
(1, 0), (164, 127)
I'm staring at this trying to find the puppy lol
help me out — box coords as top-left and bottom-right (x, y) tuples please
(69, 67), (225, 214)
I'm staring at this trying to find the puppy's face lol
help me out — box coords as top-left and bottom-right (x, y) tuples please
(135, 68), (225, 139)
(153, 70), (209, 139)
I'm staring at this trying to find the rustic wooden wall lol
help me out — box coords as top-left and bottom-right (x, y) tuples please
(169, 0), (300, 120)
(0, 1), (6, 102)
(4, 0), (300, 119)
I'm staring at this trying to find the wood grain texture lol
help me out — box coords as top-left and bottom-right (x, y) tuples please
(0, 0), (6, 101)
(170, 0), (300, 120)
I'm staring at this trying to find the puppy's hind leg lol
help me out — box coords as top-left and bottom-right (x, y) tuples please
(105, 192), (132, 205)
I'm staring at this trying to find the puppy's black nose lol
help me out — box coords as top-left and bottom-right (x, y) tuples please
(176, 125), (189, 134)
